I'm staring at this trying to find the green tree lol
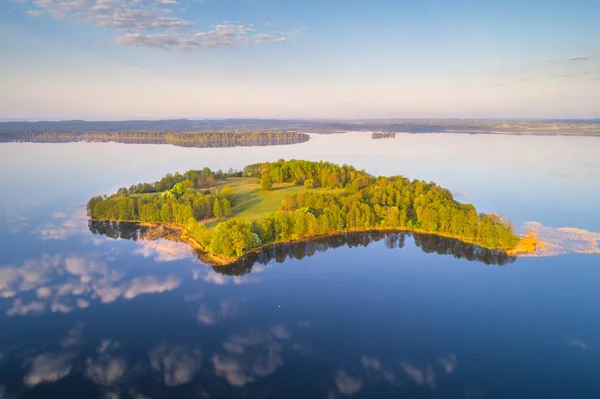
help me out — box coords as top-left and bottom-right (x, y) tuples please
(221, 198), (232, 217)
(260, 174), (274, 191)
(213, 200), (223, 218)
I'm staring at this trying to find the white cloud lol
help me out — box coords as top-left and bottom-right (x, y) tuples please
(0, 267), (20, 298)
(400, 362), (436, 390)
(123, 275), (181, 299)
(24, 353), (73, 387)
(95, 285), (126, 303)
(98, 340), (121, 354)
(6, 299), (46, 316)
(86, 356), (127, 386)
(116, 25), (287, 50)
(36, 286), (52, 298)
(335, 370), (362, 396)
(202, 271), (258, 286)
(1, 254), (61, 297)
(203, 271), (226, 285)
(4, 212), (28, 234)
(77, 298), (90, 308)
(196, 300), (238, 325)
(1, 251), (181, 315)
(51, 301), (73, 313)
(61, 324), (85, 348)
(133, 239), (192, 262)
(438, 354), (457, 374)
(56, 282), (87, 296)
(269, 325), (290, 340)
(65, 257), (108, 282)
(196, 305), (216, 325)
(360, 355), (396, 383)
(360, 356), (382, 372)
(26, 9), (43, 17)
(212, 327), (289, 387)
(32, 0), (189, 30)
(26, 0), (290, 51)
(35, 205), (88, 241)
(149, 344), (201, 386)
(95, 276), (181, 303)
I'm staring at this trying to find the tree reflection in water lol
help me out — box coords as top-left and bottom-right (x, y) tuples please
(89, 221), (516, 276)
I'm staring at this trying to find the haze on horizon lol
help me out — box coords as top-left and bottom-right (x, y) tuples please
(1, 0), (599, 120)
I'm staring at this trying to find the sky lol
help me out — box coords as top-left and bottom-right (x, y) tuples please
(0, 0), (599, 120)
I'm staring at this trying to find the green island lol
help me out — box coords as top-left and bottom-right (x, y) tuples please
(87, 159), (531, 265)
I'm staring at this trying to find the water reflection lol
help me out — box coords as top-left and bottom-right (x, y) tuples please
(0, 251), (182, 317)
(88, 221), (516, 275)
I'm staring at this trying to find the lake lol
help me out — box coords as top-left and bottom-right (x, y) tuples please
(1, 132), (600, 398)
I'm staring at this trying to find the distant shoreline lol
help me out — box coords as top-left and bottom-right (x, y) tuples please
(1, 119), (598, 137)
(0, 131), (310, 148)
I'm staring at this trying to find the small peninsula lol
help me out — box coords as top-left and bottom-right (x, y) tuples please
(87, 160), (527, 265)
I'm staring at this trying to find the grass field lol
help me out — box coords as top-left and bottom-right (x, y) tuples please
(123, 177), (343, 228)
(204, 177), (342, 227)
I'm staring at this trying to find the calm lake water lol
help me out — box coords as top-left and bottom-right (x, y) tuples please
(1, 132), (600, 398)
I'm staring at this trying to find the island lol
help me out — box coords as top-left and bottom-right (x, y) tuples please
(0, 131), (309, 148)
(371, 132), (396, 139)
(87, 159), (531, 266)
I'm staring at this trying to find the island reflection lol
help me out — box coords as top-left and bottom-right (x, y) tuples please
(89, 221), (517, 274)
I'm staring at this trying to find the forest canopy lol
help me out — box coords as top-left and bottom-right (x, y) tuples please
(87, 159), (521, 264)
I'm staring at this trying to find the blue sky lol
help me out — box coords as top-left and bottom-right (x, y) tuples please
(1, 0), (599, 120)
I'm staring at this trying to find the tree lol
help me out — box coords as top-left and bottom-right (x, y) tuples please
(172, 180), (193, 198)
(220, 185), (234, 198)
(221, 198), (232, 217)
(260, 174), (274, 191)
(304, 179), (315, 189)
(213, 200), (223, 218)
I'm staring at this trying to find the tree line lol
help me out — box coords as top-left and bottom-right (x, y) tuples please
(0, 131), (310, 148)
(88, 182), (234, 224)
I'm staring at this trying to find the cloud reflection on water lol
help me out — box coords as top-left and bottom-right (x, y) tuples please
(522, 222), (600, 256)
(212, 326), (291, 387)
(24, 353), (74, 387)
(149, 344), (202, 387)
(335, 370), (363, 396)
(1, 253), (181, 316)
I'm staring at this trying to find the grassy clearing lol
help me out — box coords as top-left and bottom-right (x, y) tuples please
(202, 177), (342, 227)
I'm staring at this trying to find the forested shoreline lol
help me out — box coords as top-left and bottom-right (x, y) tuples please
(0, 131), (309, 148)
(89, 221), (517, 270)
(2, 119), (599, 136)
(87, 160), (523, 265)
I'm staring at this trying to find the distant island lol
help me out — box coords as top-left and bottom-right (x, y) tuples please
(0, 131), (309, 148)
(371, 132), (396, 139)
(87, 160), (532, 266)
